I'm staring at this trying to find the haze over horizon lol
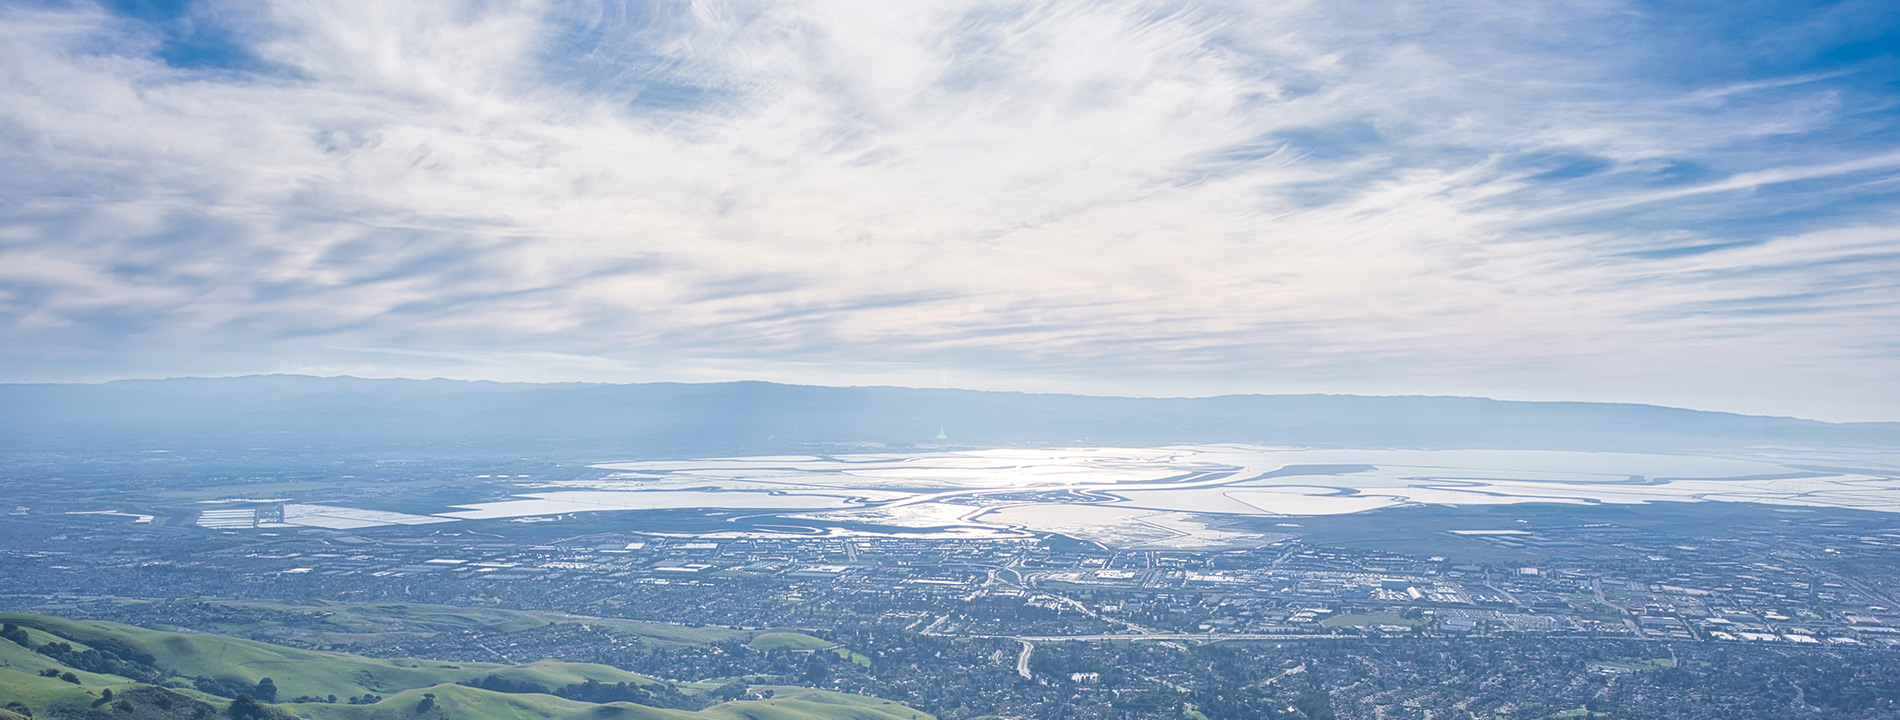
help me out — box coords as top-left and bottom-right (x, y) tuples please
(4, 1), (1899, 421)
(13, 371), (1900, 427)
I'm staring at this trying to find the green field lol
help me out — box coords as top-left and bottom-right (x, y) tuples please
(749, 632), (838, 651)
(0, 612), (930, 720)
(831, 648), (874, 668)
(742, 632), (873, 667)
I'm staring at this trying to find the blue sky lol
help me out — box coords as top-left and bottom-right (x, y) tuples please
(1, 0), (1898, 420)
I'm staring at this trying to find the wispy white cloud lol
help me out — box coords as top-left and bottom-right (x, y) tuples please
(1, 0), (1897, 420)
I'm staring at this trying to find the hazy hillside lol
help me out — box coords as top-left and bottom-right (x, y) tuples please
(0, 611), (930, 720)
(1, 375), (1895, 459)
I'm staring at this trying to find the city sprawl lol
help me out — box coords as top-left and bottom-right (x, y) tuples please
(5, 445), (1900, 718)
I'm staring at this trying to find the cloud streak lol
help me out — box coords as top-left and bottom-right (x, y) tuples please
(1, 0), (1898, 420)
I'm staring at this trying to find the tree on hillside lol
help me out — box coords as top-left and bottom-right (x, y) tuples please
(227, 694), (267, 720)
(1, 622), (29, 647)
(253, 678), (277, 703)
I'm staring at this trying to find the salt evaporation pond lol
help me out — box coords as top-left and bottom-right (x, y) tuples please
(211, 445), (1900, 547)
(439, 490), (860, 520)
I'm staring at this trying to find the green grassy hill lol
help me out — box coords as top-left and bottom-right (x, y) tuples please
(0, 613), (931, 720)
(284, 684), (930, 720)
(24, 597), (746, 651)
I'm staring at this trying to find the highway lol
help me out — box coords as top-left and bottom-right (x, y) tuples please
(970, 632), (1352, 642)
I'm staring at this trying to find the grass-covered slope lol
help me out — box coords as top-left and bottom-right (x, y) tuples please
(284, 684), (929, 720)
(747, 632), (838, 651)
(3, 611), (525, 699)
(0, 613), (931, 720)
(141, 599), (744, 646)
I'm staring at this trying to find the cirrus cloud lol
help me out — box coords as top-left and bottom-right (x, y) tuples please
(2, 0), (1898, 420)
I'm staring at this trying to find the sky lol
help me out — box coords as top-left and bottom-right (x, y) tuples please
(1, 0), (1898, 421)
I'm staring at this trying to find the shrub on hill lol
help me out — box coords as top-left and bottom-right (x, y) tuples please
(40, 686), (219, 720)
(195, 676), (259, 699)
(30, 638), (162, 682)
(459, 674), (548, 694)
(551, 678), (703, 709)
(227, 694), (269, 720)
(460, 673), (709, 710)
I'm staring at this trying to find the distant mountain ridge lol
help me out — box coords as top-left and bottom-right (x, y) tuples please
(0, 374), (1894, 459)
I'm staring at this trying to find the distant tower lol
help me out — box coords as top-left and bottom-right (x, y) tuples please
(936, 425), (947, 440)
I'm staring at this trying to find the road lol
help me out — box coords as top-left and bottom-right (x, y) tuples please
(991, 632), (1352, 642)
